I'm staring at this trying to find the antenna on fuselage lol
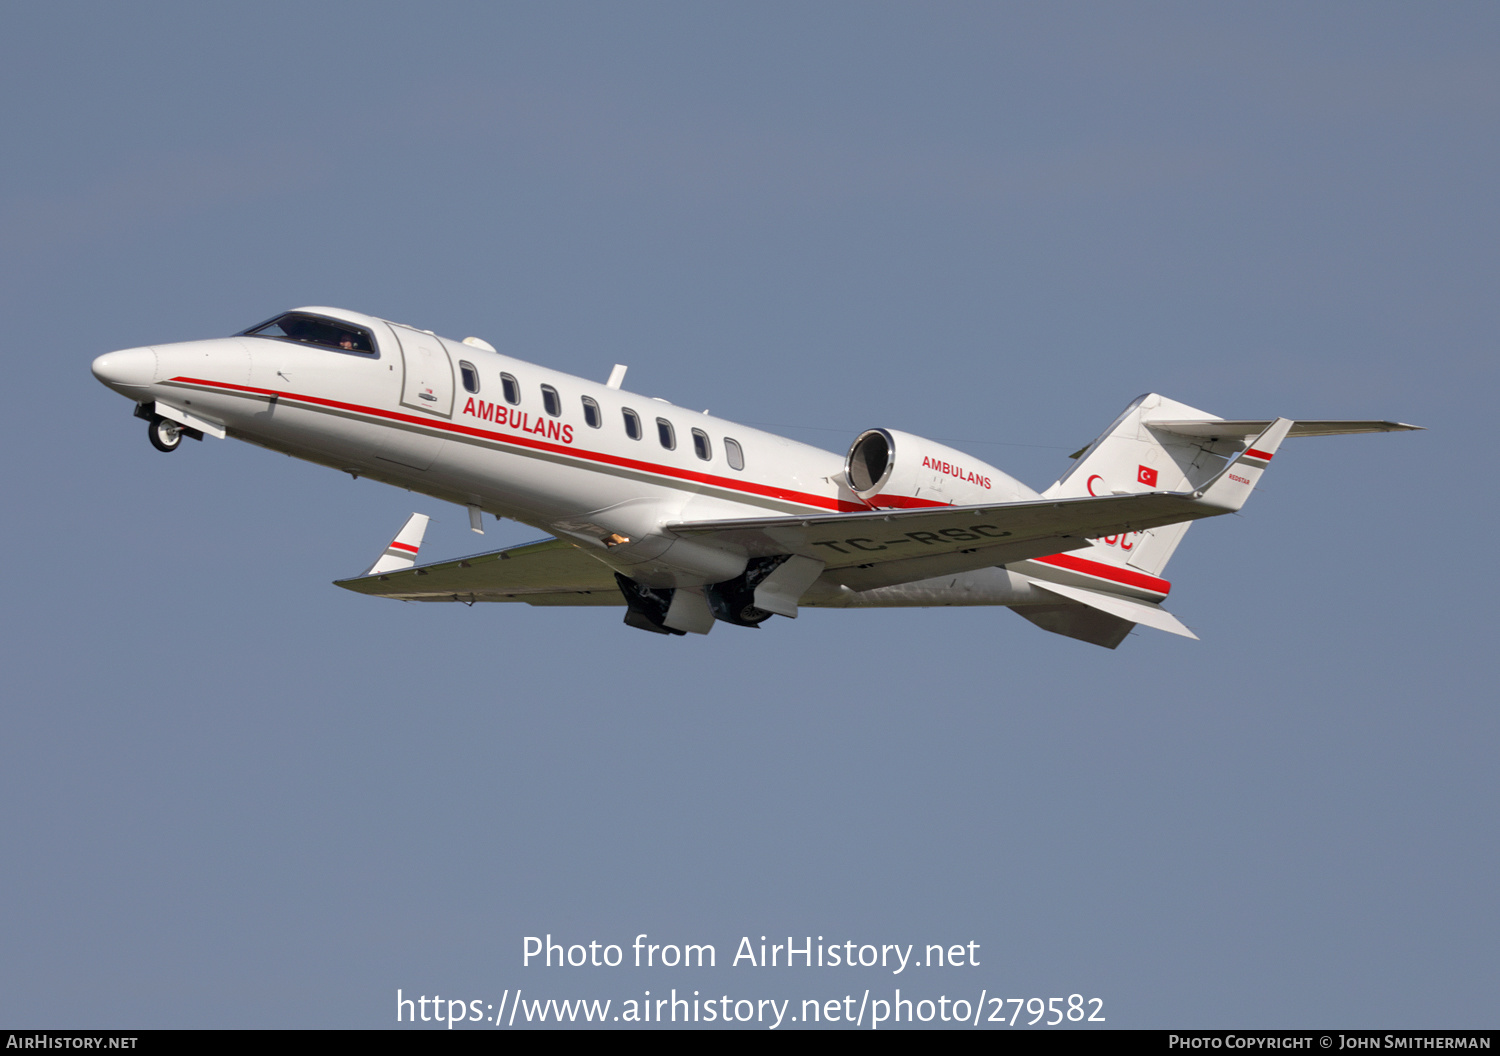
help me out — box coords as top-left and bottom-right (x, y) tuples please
(606, 364), (628, 389)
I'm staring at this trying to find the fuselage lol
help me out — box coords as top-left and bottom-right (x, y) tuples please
(92, 309), (1411, 645)
(91, 305), (1039, 591)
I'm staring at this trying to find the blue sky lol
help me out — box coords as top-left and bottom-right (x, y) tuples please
(1, 2), (1494, 1028)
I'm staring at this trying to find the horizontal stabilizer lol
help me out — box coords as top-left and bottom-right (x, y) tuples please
(1028, 579), (1197, 639)
(1146, 418), (1423, 440)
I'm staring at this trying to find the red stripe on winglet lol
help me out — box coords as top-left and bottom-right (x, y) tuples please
(1245, 448), (1274, 461)
(389, 542), (419, 553)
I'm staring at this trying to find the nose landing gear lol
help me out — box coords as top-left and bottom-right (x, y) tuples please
(134, 403), (203, 453)
(148, 415), (183, 452)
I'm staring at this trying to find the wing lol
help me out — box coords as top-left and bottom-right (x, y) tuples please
(339, 422), (1296, 605)
(669, 489), (1214, 577)
(669, 418), (1295, 592)
(334, 536), (622, 605)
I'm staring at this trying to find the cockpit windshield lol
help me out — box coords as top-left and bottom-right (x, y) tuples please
(239, 313), (375, 354)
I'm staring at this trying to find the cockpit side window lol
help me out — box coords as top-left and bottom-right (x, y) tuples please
(239, 312), (375, 355)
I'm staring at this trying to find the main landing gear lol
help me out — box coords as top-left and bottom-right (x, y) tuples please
(614, 556), (798, 636)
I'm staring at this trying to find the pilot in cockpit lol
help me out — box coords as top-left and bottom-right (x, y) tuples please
(240, 312), (373, 354)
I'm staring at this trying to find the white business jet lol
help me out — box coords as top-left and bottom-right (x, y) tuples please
(91, 307), (1419, 646)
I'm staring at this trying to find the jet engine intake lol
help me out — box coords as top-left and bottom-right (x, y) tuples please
(845, 428), (1035, 508)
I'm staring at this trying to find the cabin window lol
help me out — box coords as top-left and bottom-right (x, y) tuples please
(541, 385), (561, 417)
(581, 396), (601, 429)
(239, 312), (374, 355)
(500, 373), (520, 405)
(623, 408), (642, 440)
(692, 428), (711, 461)
(459, 361), (480, 394)
(657, 418), (675, 450)
(724, 437), (745, 471)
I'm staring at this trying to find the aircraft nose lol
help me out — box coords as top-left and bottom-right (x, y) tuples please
(91, 347), (158, 391)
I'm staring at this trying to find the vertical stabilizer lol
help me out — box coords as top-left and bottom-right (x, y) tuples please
(1041, 394), (1250, 579)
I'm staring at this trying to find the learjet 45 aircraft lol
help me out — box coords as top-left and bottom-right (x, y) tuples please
(91, 306), (1419, 646)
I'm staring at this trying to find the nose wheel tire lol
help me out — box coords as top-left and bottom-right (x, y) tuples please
(148, 416), (182, 452)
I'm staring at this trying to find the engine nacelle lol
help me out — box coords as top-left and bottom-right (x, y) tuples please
(845, 428), (1037, 508)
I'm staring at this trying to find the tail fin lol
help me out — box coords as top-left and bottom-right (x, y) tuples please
(1042, 394), (1213, 578)
(1012, 413), (1292, 647)
(1011, 396), (1413, 648)
(365, 513), (430, 575)
(1040, 393), (1284, 578)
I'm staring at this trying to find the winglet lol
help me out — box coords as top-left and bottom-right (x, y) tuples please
(1194, 418), (1294, 512)
(365, 513), (430, 575)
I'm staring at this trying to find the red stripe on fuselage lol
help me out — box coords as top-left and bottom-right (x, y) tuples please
(868, 493), (949, 510)
(169, 376), (1139, 581)
(1029, 553), (1171, 596)
(167, 376), (873, 513)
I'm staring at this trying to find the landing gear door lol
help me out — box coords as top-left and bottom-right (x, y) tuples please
(390, 324), (455, 418)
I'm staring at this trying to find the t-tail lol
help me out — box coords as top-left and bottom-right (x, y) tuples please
(1007, 394), (1419, 648)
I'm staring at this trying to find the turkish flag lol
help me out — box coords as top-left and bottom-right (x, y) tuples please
(1138, 465), (1158, 487)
